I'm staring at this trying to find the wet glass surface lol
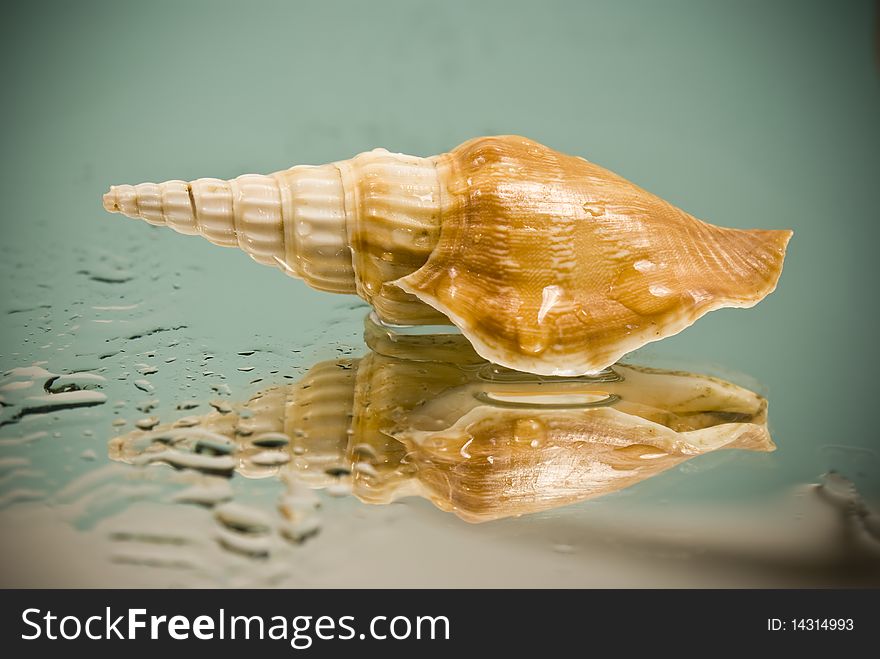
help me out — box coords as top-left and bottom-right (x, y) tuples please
(0, 0), (878, 586)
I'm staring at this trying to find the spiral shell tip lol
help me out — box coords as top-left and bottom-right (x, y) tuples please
(102, 188), (118, 214)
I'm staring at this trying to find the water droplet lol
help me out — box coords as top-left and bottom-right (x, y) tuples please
(514, 418), (545, 446)
(214, 502), (272, 534)
(517, 327), (549, 355)
(209, 400), (232, 414)
(583, 202), (604, 217)
(250, 450), (290, 466)
(252, 432), (289, 447)
(135, 416), (159, 430)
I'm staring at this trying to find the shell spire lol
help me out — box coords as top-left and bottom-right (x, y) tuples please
(102, 135), (792, 375)
(103, 168), (358, 293)
(102, 150), (447, 322)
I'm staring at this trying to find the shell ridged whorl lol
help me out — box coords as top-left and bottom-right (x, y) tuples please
(103, 135), (792, 375)
(102, 148), (446, 325)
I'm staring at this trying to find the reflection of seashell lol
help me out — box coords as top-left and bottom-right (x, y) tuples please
(103, 136), (791, 375)
(109, 319), (774, 522)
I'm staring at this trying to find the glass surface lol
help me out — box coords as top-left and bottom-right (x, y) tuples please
(1, 0), (878, 587)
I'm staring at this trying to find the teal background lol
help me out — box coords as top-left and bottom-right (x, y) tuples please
(0, 0), (877, 586)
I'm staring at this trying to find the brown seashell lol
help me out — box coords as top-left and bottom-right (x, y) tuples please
(102, 135), (791, 374)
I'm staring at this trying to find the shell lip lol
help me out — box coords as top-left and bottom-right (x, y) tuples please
(393, 273), (791, 378)
(393, 228), (793, 377)
(391, 274), (579, 376)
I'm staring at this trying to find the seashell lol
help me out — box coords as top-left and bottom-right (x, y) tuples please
(110, 316), (775, 522)
(103, 135), (791, 375)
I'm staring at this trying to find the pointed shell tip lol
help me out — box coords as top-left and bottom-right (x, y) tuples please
(102, 188), (118, 214)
